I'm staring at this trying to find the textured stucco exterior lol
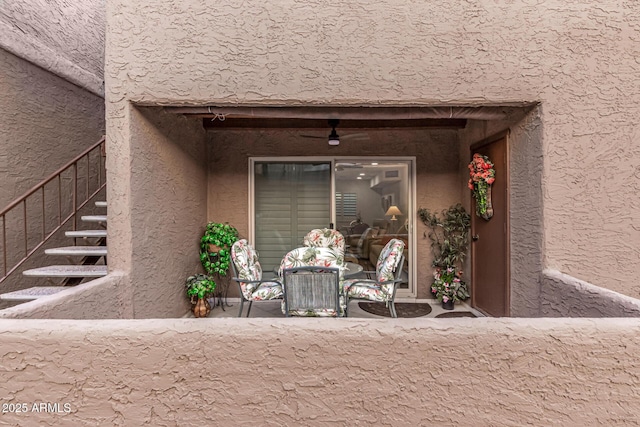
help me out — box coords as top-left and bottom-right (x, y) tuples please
(0, 0), (104, 95)
(0, 48), (105, 207)
(2, 318), (640, 425)
(0, 0), (105, 301)
(103, 0), (640, 303)
(541, 269), (640, 317)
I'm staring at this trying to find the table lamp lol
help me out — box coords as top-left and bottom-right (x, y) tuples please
(385, 205), (403, 233)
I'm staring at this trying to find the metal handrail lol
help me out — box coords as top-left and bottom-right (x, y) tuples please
(0, 136), (106, 284)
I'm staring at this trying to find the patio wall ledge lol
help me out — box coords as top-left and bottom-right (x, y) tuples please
(541, 268), (640, 317)
(0, 271), (130, 319)
(0, 318), (640, 425)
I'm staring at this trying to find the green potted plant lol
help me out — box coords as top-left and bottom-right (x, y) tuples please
(199, 222), (239, 305)
(418, 204), (471, 309)
(185, 274), (216, 317)
(431, 266), (469, 310)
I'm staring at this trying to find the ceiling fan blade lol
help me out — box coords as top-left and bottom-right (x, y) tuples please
(300, 134), (326, 139)
(341, 133), (370, 141)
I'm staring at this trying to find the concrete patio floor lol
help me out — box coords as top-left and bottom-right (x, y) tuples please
(195, 298), (484, 318)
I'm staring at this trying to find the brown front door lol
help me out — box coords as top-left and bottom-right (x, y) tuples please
(471, 131), (510, 317)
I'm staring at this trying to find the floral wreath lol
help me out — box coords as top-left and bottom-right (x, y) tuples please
(468, 153), (495, 220)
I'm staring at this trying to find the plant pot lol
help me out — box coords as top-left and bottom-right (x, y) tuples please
(192, 297), (211, 318)
(442, 300), (454, 310)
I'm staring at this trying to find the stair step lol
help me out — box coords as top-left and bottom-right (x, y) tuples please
(0, 286), (71, 301)
(45, 246), (108, 256)
(95, 201), (107, 208)
(65, 230), (107, 238)
(22, 265), (107, 277)
(81, 215), (107, 223)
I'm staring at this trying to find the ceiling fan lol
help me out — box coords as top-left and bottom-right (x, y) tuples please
(300, 119), (369, 145)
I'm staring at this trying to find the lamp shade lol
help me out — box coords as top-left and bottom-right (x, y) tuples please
(385, 205), (403, 220)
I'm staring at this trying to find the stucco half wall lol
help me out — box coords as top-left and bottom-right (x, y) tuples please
(1, 318), (639, 425)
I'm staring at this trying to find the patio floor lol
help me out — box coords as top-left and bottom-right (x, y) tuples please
(194, 298), (483, 318)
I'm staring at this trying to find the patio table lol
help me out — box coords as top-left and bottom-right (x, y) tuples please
(344, 262), (364, 278)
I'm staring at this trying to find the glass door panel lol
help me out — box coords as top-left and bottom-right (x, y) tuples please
(253, 162), (331, 272)
(335, 160), (413, 296)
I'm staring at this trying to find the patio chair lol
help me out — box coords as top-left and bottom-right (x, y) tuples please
(282, 266), (341, 317)
(302, 228), (346, 263)
(230, 239), (283, 317)
(278, 246), (346, 316)
(342, 238), (405, 318)
(278, 246), (345, 278)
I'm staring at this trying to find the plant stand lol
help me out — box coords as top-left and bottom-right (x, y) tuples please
(211, 279), (232, 311)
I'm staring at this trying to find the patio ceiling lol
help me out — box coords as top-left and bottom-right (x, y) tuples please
(164, 105), (537, 130)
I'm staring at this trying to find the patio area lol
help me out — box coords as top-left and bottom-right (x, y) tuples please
(192, 297), (483, 319)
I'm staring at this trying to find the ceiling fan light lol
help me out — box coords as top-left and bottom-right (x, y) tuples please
(328, 129), (340, 145)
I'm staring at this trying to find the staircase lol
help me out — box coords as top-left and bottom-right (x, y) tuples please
(0, 201), (108, 302)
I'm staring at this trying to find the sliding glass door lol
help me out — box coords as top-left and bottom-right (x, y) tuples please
(251, 157), (415, 297)
(253, 161), (332, 272)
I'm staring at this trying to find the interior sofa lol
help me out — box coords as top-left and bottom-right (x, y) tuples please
(344, 219), (390, 262)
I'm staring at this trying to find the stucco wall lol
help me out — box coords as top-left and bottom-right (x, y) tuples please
(208, 129), (460, 299)
(106, 0), (640, 300)
(126, 107), (208, 318)
(0, 48), (105, 207)
(1, 318), (640, 425)
(0, 0), (104, 95)
(0, 47), (106, 294)
(541, 269), (640, 317)
(0, 273), (127, 319)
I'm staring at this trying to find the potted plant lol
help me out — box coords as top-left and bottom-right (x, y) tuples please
(199, 222), (239, 306)
(417, 204), (471, 309)
(185, 274), (216, 317)
(431, 266), (470, 310)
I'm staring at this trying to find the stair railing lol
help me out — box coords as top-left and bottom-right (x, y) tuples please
(0, 136), (106, 284)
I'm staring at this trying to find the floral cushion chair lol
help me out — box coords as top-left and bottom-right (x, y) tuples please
(230, 239), (283, 317)
(302, 228), (346, 264)
(342, 239), (405, 318)
(278, 246), (346, 317)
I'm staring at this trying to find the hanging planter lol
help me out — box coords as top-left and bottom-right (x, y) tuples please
(468, 153), (495, 220)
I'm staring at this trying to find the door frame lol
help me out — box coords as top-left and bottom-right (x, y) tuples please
(470, 130), (511, 316)
(249, 156), (417, 298)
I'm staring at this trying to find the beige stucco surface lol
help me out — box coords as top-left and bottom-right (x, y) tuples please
(1, 318), (640, 425)
(0, 0), (104, 95)
(0, 47), (105, 293)
(105, 0), (640, 300)
(0, 273), (126, 319)
(98, 106), (207, 318)
(0, 48), (105, 207)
